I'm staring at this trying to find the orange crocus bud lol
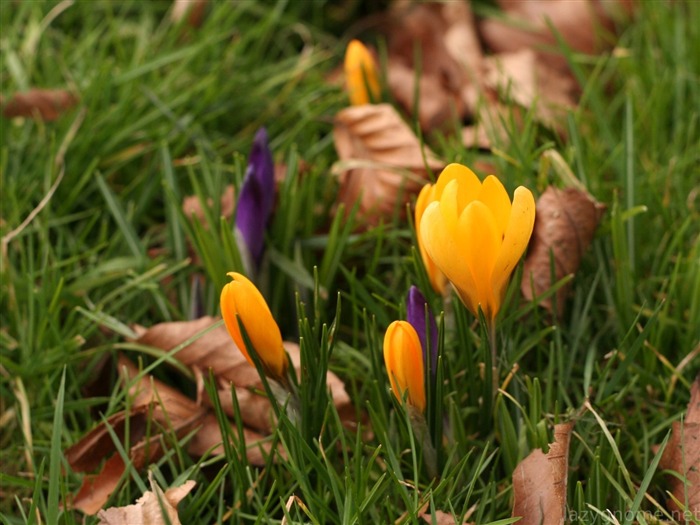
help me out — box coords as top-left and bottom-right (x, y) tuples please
(220, 272), (288, 381)
(383, 321), (426, 412)
(344, 39), (380, 106)
(419, 163), (536, 323)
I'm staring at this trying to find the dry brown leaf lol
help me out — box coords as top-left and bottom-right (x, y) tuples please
(2, 89), (77, 121)
(512, 422), (574, 525)
(521, 186), (606, 317)
(480, 0), (629, 74)
(333, 103), (444, 226)
(420, 510), (473, 524)
(660, 374), (700, 515)
(170, 0), (208, 28)
(387, 61), (460, 133)
(484, 49), (577, 131)
(67, 356), (208, 514)
(96, 471), (195, 525)
(132, 317), (352, 433)
(182, 184), (236, 225)
(186, 413), (271, 465)
(387, 2), (472, 95)
(384, 1), (483, 130)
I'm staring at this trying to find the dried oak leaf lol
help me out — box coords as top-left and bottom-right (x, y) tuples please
(479, 0), (631, 74)
(2, 89), (77, 121)
(96, 471), (195, 525)
(512, 422), (574, 525)
(333, 103), (444, 227)
(133, 316), (353, 433)
(483, 49), (577, 132)
(385, 1), (483, 130)
(66, 356), (208, 514)
(660, 374), (700, 515)
(521, 186), (606, 317)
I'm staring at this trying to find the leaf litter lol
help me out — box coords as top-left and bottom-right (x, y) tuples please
(96, 471), (195, 525)
(66, 317), (352, 514)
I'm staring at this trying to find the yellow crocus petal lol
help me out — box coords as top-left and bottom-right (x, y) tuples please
(383, 321), (426, 412)
(434, 163), (481, 209)
(478, 175), (512, 239)
(415, 184), (447, 294)
(344, 39), (380, 106)
(490, 186), (536, 308)
(220, 272), (288, 380)
(459, 200), (501, 320)
(421, 199), (479, 316)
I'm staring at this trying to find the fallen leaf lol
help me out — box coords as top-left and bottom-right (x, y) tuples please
(483, 49), (577, 131)
(420, 509), (474, 524)
(384, 1), (483, 130)
(512, 422), (574, 525)
(387, 2), (471, 96)
(132, 316), (352, 433)
(171, 0), (208, 28)
(186, 413), (271, 466)
(387, 61), (460, 133)
(660, 374), (700, 515)
(96, 471), (195, 525)
(2, 89), (78, 121)
(333, 103), (444, 226)
(66, 356), (208, 514)
(182, 184), (236, 225)
(521, 186), (606, 317)
(479, 0), (630, 74)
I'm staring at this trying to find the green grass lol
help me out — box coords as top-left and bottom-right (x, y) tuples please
(1, 0), (699, 523)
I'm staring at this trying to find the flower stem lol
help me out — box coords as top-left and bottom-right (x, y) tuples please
(488, 321), (498, 402)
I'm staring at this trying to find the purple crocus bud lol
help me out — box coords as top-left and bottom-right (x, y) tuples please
(235, 127), (275, 268)
(406, 286), (438, 377)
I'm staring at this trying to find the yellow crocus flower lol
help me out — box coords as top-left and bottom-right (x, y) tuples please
(419, 163), (536, 323)
(383, 321), (426, 412)
(220, 272), (288, 381)
(415, 184), (448, 295)
(344, 39), (380, 106)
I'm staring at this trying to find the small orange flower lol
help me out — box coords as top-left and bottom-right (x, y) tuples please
(344, 39), (380, 106)
(383, 321), (426, 412)
(220, 272), (287, 380)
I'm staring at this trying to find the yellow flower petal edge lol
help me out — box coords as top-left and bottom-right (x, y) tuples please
(344, 39), (380, 106)
(418, 164), (536, 323)
(383, 321), (426, 412)
(220, 272), (288, 381)
(415, 184), (447, 294)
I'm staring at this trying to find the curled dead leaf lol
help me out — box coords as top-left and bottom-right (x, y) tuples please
(96, 471), (195, 525)
(480, 0), (630, 74)
(512, 422), (574, 525)
(521, 185), (606, 317)
(132, 316), (352, 433)
(483, 49), (577, 131)
(333, 103), (444, 227)
(385, 1), (483, 130)
(660, 374), (700, 515)
(66, 356), (208, 514)
(2, 89), (78, 121)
